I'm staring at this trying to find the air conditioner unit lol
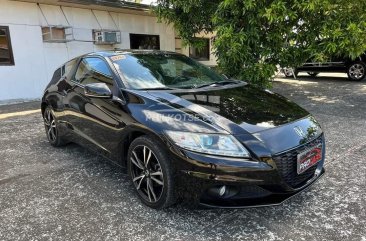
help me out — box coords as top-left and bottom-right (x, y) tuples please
(93, 30), (121, 45)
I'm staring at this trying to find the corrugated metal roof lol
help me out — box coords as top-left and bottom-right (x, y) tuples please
(57, 0), (150, 10)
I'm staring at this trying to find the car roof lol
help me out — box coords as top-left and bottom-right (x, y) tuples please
(55, 50), (181, 70)
(85, 49), (179, 58)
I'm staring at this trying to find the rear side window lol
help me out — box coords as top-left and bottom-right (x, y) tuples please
(50, 67), (62, 85)
(74, 57), (114, 88)
(63, 59), (76, 77)
(49, 59), (77, 86)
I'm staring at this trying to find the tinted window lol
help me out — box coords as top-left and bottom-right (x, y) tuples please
(63, 59), (76, 76)
(0, 26), (14, 65)
(74, 58), (114, 88)
(110, 53), (224, 89)
(50, 67), (62, 85)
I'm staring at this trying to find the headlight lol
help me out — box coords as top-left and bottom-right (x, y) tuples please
(165, 131), (250, 158)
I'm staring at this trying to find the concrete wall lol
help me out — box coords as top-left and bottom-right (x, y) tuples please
(0, 0), (175, 101)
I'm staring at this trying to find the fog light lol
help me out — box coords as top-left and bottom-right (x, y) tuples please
(206, 185), (238, 199)
(219, 185), (226, 196)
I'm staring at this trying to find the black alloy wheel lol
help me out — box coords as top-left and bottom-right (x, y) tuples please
(43, 106), (65, 146)
(127, 136), (175, 209)
(347, 62), (366, 81)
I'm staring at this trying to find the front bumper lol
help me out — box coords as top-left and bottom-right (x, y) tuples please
(199, 168), (324, 208)
(170, 134), (325, 208)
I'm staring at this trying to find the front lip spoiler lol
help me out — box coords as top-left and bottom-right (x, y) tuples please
(199, 168), (325, 209)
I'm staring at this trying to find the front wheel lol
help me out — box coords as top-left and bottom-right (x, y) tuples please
(127, 135), (176, 209)
(347, 62), (366, 81)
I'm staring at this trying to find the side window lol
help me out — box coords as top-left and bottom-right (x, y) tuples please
(63, 59), (76, 77)
(74, 58), (114, 88)
(50, 67), (62, 85)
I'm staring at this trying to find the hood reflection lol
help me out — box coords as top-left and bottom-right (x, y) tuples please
(148, 85), (309, 133)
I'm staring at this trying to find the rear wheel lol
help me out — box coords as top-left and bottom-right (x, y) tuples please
(307, 72), (319, 77)
(127, 135), (176, 209)
(347, 62), (366, 81)
(43, 106), (66, 147)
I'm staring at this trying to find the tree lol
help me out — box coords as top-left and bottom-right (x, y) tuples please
(155, 0), (366, 87)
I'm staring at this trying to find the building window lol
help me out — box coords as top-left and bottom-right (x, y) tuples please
(189, 38), (210, 61)
(0, 26), (14, 65)
(130, 34), (160, 50)
(41, 26), (73, 43)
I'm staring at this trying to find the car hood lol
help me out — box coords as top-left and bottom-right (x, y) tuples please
(147, 84), (310, 134)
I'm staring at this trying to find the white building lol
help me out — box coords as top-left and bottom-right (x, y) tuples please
(0, 0), (217, 102)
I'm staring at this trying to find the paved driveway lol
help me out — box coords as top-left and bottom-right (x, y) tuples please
(0, 74), (365, 241)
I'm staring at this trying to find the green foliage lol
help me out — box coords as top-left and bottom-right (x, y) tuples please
(155, 0), (366, 87)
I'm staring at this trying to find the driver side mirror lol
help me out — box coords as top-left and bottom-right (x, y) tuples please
(84, 83), (112, 99)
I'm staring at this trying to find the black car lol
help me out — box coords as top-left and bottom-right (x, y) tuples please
(283, 52), (366, 80)
(42, 50), (325, 209)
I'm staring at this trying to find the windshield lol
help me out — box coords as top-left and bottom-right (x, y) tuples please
(110, 53), (227, 90)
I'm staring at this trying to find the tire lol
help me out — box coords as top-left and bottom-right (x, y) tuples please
(307, 72), (319, 77)
(283, 68), (294, 77)
(283, 68), (299, 78)
(127, 135), (176, 209)
(43, 106), (66, 147)
(347, 61), (366, 81)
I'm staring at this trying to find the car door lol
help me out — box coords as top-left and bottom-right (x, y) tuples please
(311, 55), (345, 72)
(297, 57), (324, 72)
(327, 54), (347, 72)
(63, 56), (127, 157)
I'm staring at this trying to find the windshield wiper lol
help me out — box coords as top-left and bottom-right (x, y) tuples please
(195, 80), (242, 89)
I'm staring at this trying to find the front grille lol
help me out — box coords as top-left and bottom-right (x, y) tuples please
(272, 135), (323, 188)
